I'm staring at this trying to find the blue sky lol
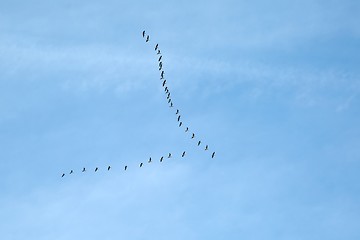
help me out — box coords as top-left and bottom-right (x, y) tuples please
(1, 0), (360, 239)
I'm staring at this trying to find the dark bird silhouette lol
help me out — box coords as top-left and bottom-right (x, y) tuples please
(157, 50), (161, 54)
(176, 109), (179, 114)
(166, 88), (169, 94)
(158, 56), (162, 61)
(179, 121), (182, 127)
(182, 151), (186, 157)
(212, 152), (216, 158)
(168, 98), (171, 103)
(198, 141), (201, 146)
(168, 153), (172, 158)
(95, 167), (98, 172)
(191, 133), (195, 139)
(148, 157), (152, 163)
(161, 71), (164, 79)
(162, 80), (166, 86)
(146, 35), (150, 42)
(170, 102), (173, 107)
(160, 156), (164, 162)
(82, 167), (86, 172)
(61, 173), (65, 177)
(124, 166), (127, 171)
(69, 170), (73, 174)
(142, 30), (146, 37)
(205, 145), (209, 151)
(108, 166), (111, 171)
(185, 127), (189, 132)
(155, 44), (159, 50)
(167, 92), (170, 98)
(159, 62), (162, 67)
(140, 163), (143, 167)
(164, 86), (168, 92)
(177, 115), (181, 121)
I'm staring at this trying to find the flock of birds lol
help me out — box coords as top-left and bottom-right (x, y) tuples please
(60, 31), (215, 178)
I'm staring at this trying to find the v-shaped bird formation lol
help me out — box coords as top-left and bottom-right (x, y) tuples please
(60, 30), (215, 178)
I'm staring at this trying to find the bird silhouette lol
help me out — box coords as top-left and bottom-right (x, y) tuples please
(158, 56), (162, 61)
(177, 115), (181, 121)
(185, 127), (189, 132)
(142, 30), (146, 37)
(179, 121), (182, 127)
(69, 170), (73, 174)
(212, 152), (216, 158)
(160, 156), (164, 162)
(148, 157), (152, 163)
(82, 167), (86, 172)
(95, 167), (98, 172)
(198, 141), (201, 146)
(167, 92), (171, 98)
(170, 102), (173, 107)
(61, 173), (65, 177)
(168, 153), (172, 158)
(140, 163), (143, 167)
(162, 80), (166, 86)
(146, 35), (149, 42)
(161, 71), (164, 79)
(176, 109), (179, 114)
(159, 62), (162, 67)
(108, 166), (111, 171)
(191, 133), (195, 139)
(205, 145), (209, 150)
(164, 86), (168, 92)
(182, 151), (186, 157)
(166, 88), (169, 94)
(157, 50), (161, 54)
(168, 98), (171, 103)
(155, 44), (159, 50)
(124, 166), (127, 171)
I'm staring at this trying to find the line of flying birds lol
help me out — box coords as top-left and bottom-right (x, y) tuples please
(60, 31), (215, 178)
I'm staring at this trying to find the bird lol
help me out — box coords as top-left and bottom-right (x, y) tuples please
(170, 102), (173, 107)
(148, 157), (152, 163)
(176, 109), (179, 114)
(191, 133), (195, 139)
(166, 88), (169, 94)
(162, 80), (166, 86)
(69, 170), (73, 174)
(124, 166), (127, 171)
(179, 121), (182, 127)
(168, 153), (172, 158)
(82, 167), (86, 172)
(108, 166), (111, 171)
(160, 156), (164, 162)
(185, 127), (189, 132)
(182, 151), (186, 157)
(161, 71), (164, 79)
(167, 92), (171, 98)
(95, 167), (98, 172)
(177, 115), (181, 121)
(146, 35), (149, 42)
(142, 30), (146, 37)
(164, 86), (168, 92)
(212, 152), (216, 158)
(140, 163), (143, 167)
(155, 44), (159, 50)
(205, 145), (209, 150)
(198, 141), (201, 146)
(61, 173), (65, 177)
(158, 56), (162, 61)
(157, 50), (161, 54)
(168, 98), (171, 103)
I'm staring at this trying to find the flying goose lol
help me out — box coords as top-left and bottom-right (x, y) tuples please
(159, 62), (162, 67)
(168, 98), (171, 103)
(168, 153), (172, 158)
(170, 102), (173, 107)
(182, 151), (186, 157)
(69, 170), (73, 174)
(212, 152), (216, 158)
(124, 165), (127, 171)
(179, 121), (182, 127)
(107, 166), (111, 171)
(164, 86), (168, 92)
(176, 109), (179, 114)
(191, 133), (195, 139)
(158, 56), (162, 61)
(185, 127), (189, 132)
(177, 115), (181, 121)
(140, 163), (143, 167)
(167, 92), (170, 98)
(205, 145), (209, 150)
(157, 50), (161, 54)
(161, 71), (164, 79)
(142, 30), (146, 37)
(160, 156), (164, 162)
(162, 80), (166, 87)
(95, 167), (98, 172)
(146, 35), (149, 42)
(148, 157), (152, 163)
(198, 141), (201, 146)
(155, 44), (159, 50)
(61, 173), (65, 177)
(82, 167), (86, 172)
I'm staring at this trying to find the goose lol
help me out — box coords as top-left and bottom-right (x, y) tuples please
(182, 151), (186, 157)
(107, 166), (111, 171)
(140, 163), (143, 167)
(168, 98), (171, 103)
(167, 92), (170, 98)
(124, 165), (127, 171)
(164, 86), (168, 92)
(160, 156), (164, 162)
(82, 167), (86, 172)
(95, 167), (98, 172)
(212, 152), (216, 158)
(179, 121), (182, 127)
(177, 115), (181, 121)
(168, 153), (172, 158)
(61, 173), (65, 177)
(146, 35), (149, 42)
(157, 50), (161, 54)
(162, 80), (166, 87)
(161, 71), (164, 79)
(148, 157), (152, 163)
(69, 170), (73, 174)
(170, 102), (173, 107)
(155, 44), (159, 50)
(176, 109), (179, 114)
(142, 30), (146, 37)
(198, 141), (201, 146)
(191, 133), (195, 139)
(167, 95), (170, 100)
(185, 127), (189, 132)
(159, 62), (162, 67)
(205, 145), (209, 150)
(158, 56), (162, 61)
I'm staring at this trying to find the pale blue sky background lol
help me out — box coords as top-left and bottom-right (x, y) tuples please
(1, 0), (360, 239)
